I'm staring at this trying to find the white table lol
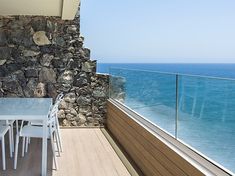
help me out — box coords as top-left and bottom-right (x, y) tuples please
(0, 98), (52, 176)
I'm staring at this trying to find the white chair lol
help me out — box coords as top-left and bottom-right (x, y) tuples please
(14, 105), (59, 170)
(0, 123), (12, 170)
(53, 94), (63, 153)
(55, 92), (64, 102)
(25, 93), (64, 155)
(29, 92), (63, 126)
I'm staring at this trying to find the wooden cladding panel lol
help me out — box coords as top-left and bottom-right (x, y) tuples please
(107, 101), (204, 176)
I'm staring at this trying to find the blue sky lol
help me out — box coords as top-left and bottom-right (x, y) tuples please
(80, 0), (235, 63)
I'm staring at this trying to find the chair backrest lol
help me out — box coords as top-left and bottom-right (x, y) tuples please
(55, 92), (64, 104)
(48, 105), (59, 130)
(49, 92), (63, 113)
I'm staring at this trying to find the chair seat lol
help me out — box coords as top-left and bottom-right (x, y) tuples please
(29, 120), (43, 126)
(0, 126), (10, 137)
(20, 126), (50, 138)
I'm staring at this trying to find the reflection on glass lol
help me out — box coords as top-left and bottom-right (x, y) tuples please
(109, 68), (235, 174)
(178, 76), (235, 173)
(109, 68), (176, 136)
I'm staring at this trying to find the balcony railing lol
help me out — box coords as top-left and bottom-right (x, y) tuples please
(109, 67), (235, 175)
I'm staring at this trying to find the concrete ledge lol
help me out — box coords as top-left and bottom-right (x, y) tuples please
(0, 0), (80, 20)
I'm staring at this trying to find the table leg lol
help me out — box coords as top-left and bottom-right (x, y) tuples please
(42, 119), (47, 176)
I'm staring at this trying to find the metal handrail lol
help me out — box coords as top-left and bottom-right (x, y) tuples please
(109, 67), (235, 81)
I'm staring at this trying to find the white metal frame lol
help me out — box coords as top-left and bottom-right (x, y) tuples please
(26, 93), (63, 154)
(0, 120), (15, 158)
(0, 124), (11, 170)
(14, 105), (59, 170)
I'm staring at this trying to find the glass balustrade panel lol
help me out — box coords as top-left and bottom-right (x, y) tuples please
(109, 68), (177, 136)
(178, 75), (235, 173)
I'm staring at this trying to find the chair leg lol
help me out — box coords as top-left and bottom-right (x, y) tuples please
(14, 135), (19, 169)
(9, 130), (13, 158)
(56, 122), (63, 152)
(25, 137), (29, 153)
(16, 120), (19, 133)
(50, 136), (58, 170)
(8, 129), (13, 158)
(2, 136), (6, 170)
(22, 137), (25, 157)
(11, 124), (14, 152)
(54, 131), (60, 156)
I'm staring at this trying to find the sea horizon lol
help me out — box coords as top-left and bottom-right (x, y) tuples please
(97, 63), (235, 79)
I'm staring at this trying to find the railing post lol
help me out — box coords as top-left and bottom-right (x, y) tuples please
(175, 74), (179, 139)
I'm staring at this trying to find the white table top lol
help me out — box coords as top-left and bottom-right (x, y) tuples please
(0, 98), (52, 120)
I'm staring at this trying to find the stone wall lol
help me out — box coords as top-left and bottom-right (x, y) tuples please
(0, 14), (109, 126)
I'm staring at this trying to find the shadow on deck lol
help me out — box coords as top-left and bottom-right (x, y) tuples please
(0, 128), (134, 176)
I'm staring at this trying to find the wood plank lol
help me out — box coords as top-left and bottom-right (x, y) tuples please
(75, 129), (108, 176)
(88, 129), (119, 176)
(0, 128), (132, 176)
(100, 128), (144, 176)
(54, 129), (83, 176)
(0, 137), (53, 176)
(94, 129), (133, 176)
(53, 128), (95, 176)
(107, 102), (192, 174)
(107, 101), (204, 176)
(107, 119), (163, 176)
(108, 107), (188, 176)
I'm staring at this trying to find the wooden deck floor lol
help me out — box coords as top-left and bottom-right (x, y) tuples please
(0, 128), (132, 176)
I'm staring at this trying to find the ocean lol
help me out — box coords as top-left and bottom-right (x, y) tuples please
(98, 63), (235, 174)
(97, 63), (235, 78)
